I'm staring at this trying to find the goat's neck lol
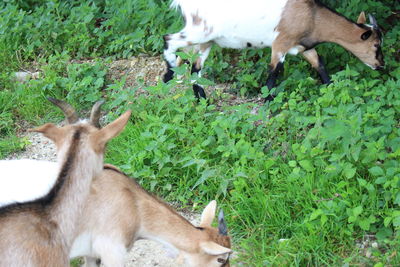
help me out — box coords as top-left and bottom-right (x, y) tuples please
(313, 6), (364, 49)
(138, 195), (205, 254)
(47, 133), (102, 247)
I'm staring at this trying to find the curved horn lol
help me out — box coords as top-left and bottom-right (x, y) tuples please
(368, 14), (378, 28)
(218, 210), (228, 236)
(89, 100), (105, 128)
(47, 97), (79, 124)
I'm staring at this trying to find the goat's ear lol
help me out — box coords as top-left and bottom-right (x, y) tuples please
(200, 200), (217, 227)
(91, 110), (131, 148)
(200, 241), (231, 255)
(357, 11), (366, 24)
(29, 123), (65, 144)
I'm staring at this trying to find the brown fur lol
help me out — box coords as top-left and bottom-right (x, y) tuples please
(192, 12), (203, 25)
(0, 103), (130, 267)
(72, 166), (232, 267)
(271, 0), (384, 70)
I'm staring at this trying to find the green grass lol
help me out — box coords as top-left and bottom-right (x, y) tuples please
(0, 0), (399, 266)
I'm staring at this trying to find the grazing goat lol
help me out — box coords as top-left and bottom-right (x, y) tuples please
(163, 0), (384, 100)
(0, 162), (232, 267)
(0, 98), (130, 267)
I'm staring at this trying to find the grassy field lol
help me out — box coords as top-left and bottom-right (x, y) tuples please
(1, 0), (400, 266)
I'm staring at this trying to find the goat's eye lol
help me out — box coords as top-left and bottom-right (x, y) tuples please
(361, 30), (372, 41)
(217, 258), (225, 263)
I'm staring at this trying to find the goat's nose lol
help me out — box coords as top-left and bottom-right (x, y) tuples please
(375, 65), (384, 71)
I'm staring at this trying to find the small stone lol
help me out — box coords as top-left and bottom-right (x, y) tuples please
(371, 242), (378, 248)
(14, 72), (31, 83)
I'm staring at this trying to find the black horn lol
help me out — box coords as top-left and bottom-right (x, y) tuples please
(47, 97), (79, 124)
(89, 100), (105, 128)
(218, 209), (228, 236)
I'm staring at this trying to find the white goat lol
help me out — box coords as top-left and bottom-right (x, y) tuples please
(163, 0), (384, 100)
(0, 159), (58, 206)
(0, 98), (130, 267)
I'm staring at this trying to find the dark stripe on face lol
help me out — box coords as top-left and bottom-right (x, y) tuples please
(0, 129), (81, 217)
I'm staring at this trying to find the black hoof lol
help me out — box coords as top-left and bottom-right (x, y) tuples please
(163, 69), (174, 83)
(193, 84), (207, 100)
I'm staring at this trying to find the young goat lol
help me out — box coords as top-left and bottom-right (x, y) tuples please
(71, 166), (232, 267)
(0, 98), (130, 267)
(163, 0), (384, 100)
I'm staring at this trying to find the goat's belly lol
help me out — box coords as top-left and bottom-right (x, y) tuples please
(211, 7), (284, 49)
(214, 32), (278, 49)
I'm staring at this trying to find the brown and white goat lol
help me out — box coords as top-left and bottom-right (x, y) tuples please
(70, 166), (232, 267)
(0, 98), (130, 267)
(163, 0), (384, 100)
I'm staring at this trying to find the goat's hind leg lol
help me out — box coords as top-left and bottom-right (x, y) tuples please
(191, 42), (212, 99)
(264, 52), (285, 102)
(163, 28), (212, 100)
(163, 32), (191, 83)
(264, 38), (297, 102)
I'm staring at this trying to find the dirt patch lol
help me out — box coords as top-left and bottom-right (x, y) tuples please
(105, 55), (264, 108)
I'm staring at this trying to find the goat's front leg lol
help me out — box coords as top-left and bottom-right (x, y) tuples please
(303, 48), (331, 84)
(265, 52), (285, 102)
(191, 42), (212, 99)
(265, 39), (294, 102)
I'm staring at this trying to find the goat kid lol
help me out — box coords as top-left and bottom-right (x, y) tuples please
(71, 166), (232, 267)
(0, 98), (130, 267)
(163, 0), (384, 100)
(0, 161), (232, 267)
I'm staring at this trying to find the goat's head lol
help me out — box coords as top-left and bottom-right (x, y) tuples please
(30, 98), (131, 156)
(181, 200), (232, 267)
(351, 12), (384, 70)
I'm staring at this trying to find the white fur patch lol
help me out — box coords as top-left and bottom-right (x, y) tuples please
(288, 45), (304, 55)
(0, 159), (59, 206)
(171, 0), (288, 49)
(278, 52), (286, 63)
(69, 232), (93, 258)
